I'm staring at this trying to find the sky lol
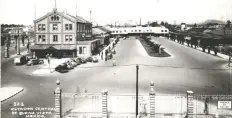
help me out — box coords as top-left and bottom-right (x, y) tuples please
(0, 0), (232, 26)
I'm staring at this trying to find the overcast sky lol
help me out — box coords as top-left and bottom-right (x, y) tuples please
(0, 0), (232, 25)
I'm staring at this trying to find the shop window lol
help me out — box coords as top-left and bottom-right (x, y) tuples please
(79, 46), (87, 54)
(79, 47), (83, 54)
(83, 47), (87, 54)
(53, 35), (58, 42)
(53, 24), (58, 30)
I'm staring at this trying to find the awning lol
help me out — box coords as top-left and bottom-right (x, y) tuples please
(30, 45), (76, 50)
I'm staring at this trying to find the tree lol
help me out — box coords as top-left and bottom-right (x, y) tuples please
(226, 20), (231, 28)
(164, 22), (169, 27)
(193, 23), (197, 27)
(160, 21), (164, 26)
(150, 21), (158, 27)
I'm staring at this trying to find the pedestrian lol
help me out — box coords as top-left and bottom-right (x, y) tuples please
(113, 58), (116, 66)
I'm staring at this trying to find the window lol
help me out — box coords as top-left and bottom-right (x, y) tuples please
(69, 24), (72, 30)
(42, 35), (46, 42)
(116, 31), (118, 33)
(38, 24), (42, 31)
(120, 30), (122, 33)
(83, 47), (87, 54)
(65, 35), (69, 42)
(113, 31), (115, 33)
(65, 24), (69, 30)
(165, 30), (167, 32)
(124, 30), (126, 32)
(161, 30), (163, 32)
(135, 30), (137, 32)
(80, 24), (82, 32)
(79, 47), (82, 54)
(42, 24), (46, 31)
(147, 30), (149, 32)
(77, 24), (79, 32)
(69, 35), (73, 41)
(139, 30), (141, 32)
(131, 30), (133, 32)
(38, 35), (42, 42)
(38, 35), (45, 42)
(53, 35), (58, 42)
(53, 24), (58, 30)
(79, 46), (87, 54)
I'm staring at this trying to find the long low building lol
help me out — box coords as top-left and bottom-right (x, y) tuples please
(110, 26), (169, 36)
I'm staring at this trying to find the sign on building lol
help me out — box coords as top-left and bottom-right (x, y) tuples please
(218, 101), (231, 109)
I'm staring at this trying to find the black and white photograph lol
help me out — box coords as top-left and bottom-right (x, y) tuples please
(0, 0), (232, 118)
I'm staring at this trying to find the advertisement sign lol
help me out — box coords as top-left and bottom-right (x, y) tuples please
(218, 101), (231, 109)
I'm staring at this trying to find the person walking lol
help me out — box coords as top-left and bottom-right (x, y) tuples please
(113, 58), (116, 66)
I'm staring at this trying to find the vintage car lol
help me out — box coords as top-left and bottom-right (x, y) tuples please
(14, 55), (27, 65)
(27, 59), (44, 66)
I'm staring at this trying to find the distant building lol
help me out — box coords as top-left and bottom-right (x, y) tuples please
(110, 26), (169, 36)
(31, 8), (100, 58)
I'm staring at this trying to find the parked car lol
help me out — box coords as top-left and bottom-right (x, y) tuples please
(27, 59), (44, 66)
(14, 55), (27, 65)
(92, 56), (98, 63)
(86, 57), (93, 62)
(79, 58), (87, 64)
(107, 53), (113, 59)
(26, 56), (33, 61)
(68, 59), (78, 67)
(66, 61), (75, 69)
(75, 57), (86, 64)
(55, 63), (69, 73)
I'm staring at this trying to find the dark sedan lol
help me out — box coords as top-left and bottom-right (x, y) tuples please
(55, 63), (69, 73)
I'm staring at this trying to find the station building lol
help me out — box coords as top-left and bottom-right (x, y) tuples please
(110, 26), (169, 37)
(31, 8), (100, 58)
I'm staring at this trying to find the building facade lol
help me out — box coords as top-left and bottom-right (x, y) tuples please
(31, 8), (94, 58)
(110, 26), (169, 36)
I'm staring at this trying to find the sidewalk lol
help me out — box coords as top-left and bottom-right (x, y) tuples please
(169, 38), (229, 60)
(0, 87), (24, 102)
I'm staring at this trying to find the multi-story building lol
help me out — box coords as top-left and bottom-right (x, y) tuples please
(31, 8), (98, 58)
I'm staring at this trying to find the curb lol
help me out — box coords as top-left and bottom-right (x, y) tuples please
(1, 88), (24, 102)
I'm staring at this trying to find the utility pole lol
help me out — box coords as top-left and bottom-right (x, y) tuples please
(90, 10), (92, 22)
(136, 65), (139, 117)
